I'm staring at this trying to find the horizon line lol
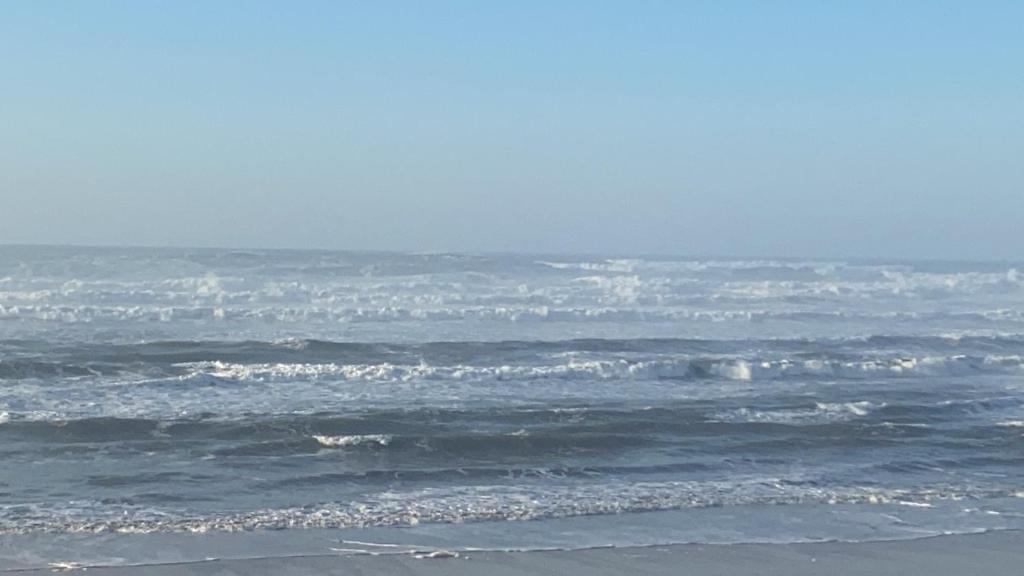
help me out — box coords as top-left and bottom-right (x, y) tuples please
(0, 241), (1019, 266)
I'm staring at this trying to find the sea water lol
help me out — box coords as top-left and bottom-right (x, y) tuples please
(1, 246), (1023, 563)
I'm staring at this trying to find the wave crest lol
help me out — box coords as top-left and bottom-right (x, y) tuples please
(312, 434), (393, 447)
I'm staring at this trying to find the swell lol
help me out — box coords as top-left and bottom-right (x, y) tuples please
(3, 334), (1024, 384)
(264, 462), (717, 488)
(3, 333), (1024, 357)
(3, 400), (1021, 450)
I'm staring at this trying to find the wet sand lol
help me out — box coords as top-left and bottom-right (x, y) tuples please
(3, 530), (1022, 575)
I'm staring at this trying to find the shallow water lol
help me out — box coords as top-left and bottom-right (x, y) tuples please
(1, 246), (1023, 546)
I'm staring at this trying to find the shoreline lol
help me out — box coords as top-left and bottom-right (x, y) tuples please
(4, 530), (1023, 575)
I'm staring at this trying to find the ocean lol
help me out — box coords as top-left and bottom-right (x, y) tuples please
(1, 246), (1023, 559)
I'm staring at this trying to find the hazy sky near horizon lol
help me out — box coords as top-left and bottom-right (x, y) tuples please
(2, 1), (1022, 259)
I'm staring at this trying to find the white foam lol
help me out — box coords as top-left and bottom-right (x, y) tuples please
(313, 434), (393, 447)
(3, 255), (1022, 342)
(186, 358), (706, 383)
(537, 259), (639, 272)
(719, 401), (883, 424)
(183, 353), (1024, 387)
(711, 360), (752, 381)
(0, 479), (1009, 535)
(4, 348), (1021, 424)
(815, 401), (875, 417)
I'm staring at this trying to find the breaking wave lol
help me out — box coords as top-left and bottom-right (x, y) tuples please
(313, 434), (393, 447)
(3, 480), (1021, 535)
(184, 353), (1024, 384)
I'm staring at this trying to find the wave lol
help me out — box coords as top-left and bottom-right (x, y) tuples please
(4, 349), (1023, 424)
(313, 434), (393, 447)
(0, 414), (665, 452)
(715, 401), (882, 424)
(4, 398), (1020, 448)
(4, 333), (1024, 376)
(5, 250), (1024, 542)
(266, 462), (717, 488)
(178, 353), (1024, 385)
(3, 479), (1021, 535)
(0, 359), (137, 379)
(3, 257), (1020, 308)
(5, 303), (1024, 325)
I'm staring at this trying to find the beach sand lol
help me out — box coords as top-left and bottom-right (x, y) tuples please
(4, 530), (1021, 575)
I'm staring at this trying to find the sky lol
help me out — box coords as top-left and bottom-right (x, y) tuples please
(1, 1), (1022, 260)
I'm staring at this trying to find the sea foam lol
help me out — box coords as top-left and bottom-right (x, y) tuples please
(313, 434), (393, 447)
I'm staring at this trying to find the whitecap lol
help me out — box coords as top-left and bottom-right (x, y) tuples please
(313, 434), (393, 447)
(814, 401), (876, 417)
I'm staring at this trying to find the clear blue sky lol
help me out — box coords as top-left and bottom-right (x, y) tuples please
(2, 1), (1021, 259)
